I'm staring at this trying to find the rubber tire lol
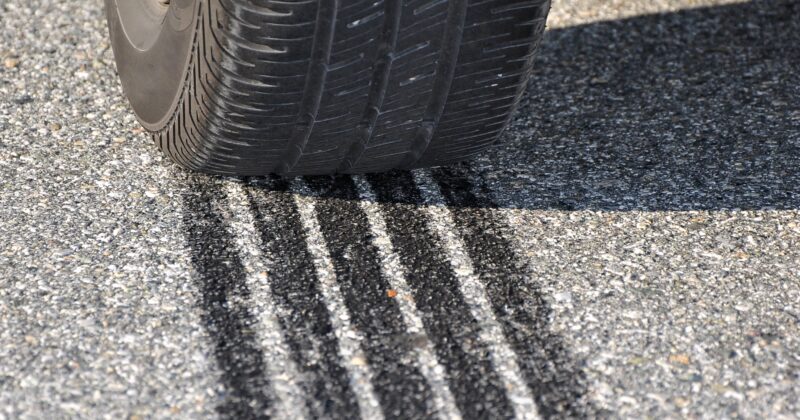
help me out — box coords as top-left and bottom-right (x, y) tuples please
(106, 0), (551, 176)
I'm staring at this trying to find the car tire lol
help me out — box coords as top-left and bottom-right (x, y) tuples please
(105, 0), (550, 176)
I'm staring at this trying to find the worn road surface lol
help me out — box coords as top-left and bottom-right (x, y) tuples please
(1, 0), (799, 418)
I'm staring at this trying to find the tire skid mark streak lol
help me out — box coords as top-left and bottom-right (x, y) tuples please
(279, 0), (340, 174)
(304, 176), (437, 419)
(352, 175), (463, 420)
(181, 179), (272, 419)
(220, 181), (310, 419)
(431, 166), (593, 418)
(246, 179), (361, 419)
(290, 178), (384, 420)
(411, 170), (541, 420)
(366, 171), (516, 420)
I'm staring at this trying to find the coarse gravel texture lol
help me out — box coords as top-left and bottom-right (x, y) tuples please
(0, 2), (222, 418)
(1, 0), (799, 419)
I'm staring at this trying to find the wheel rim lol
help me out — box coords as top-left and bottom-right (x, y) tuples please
(108, 0), (197, 130)
(116, 0), (170, 51)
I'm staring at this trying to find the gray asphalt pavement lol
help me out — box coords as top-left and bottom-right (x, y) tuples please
(1, 0), (799, 418)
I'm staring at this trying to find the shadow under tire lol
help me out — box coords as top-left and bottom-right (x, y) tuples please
(106, 0), (550, 176)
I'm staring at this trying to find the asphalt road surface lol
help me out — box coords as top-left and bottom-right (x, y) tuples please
(2, 0), (799, 418)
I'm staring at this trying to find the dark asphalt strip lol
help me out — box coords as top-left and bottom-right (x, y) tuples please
(431, 166), (593, 418)
(182, 180), (272, 419)
(305, 176), (435, 419)
(367, 171), (516, 420)
(245, 177), (361, 419)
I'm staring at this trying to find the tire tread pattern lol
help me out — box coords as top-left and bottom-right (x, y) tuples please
(154, 0), (551, 175)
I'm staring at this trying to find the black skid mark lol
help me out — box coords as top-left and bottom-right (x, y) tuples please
(304, 175), (435, 419)
(182, 178), (272, 419)
(245, 177), (362, 419)
(431, 165), (595, 419)
(367, 171), (517, 420)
